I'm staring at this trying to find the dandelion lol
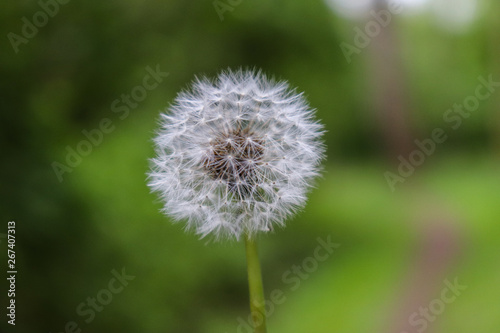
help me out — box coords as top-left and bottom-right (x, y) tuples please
(148, 69), (325, 332)
(148, 69), (324, 239)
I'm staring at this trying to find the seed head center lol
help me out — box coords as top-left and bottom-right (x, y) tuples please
(204, 129), (264, 187)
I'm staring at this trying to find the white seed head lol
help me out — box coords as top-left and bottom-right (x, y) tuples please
(148, 69), (325, 240)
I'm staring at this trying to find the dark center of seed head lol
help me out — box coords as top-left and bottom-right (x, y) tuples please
(203, 129), (264, 191)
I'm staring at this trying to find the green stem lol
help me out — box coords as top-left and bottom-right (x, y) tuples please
(244, 234), (267, 333)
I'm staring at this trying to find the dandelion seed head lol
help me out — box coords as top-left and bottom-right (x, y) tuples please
(148, 69), (325, 240)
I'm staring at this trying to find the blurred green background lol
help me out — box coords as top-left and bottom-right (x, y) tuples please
(1, 0), (499, 332)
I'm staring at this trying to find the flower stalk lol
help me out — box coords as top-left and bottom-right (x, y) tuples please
(245, 235), (267, 333)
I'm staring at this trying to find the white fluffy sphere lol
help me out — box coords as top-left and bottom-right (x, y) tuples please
(148, 69), (325, 240)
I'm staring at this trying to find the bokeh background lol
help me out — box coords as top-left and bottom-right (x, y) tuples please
(1, 0), (499, 332)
